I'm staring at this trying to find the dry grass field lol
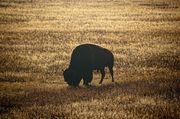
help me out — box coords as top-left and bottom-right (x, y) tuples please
(0, 0), (180, 118)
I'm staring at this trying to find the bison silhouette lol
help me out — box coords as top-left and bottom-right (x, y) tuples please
(63, 44), (114, 86)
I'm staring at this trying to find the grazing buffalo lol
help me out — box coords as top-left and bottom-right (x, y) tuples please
(63, 44), (114, 86)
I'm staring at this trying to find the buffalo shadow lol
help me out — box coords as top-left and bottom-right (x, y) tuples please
(0, 77), (179, 114)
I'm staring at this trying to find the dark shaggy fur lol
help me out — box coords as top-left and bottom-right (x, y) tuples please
(63, 44), (114, 86)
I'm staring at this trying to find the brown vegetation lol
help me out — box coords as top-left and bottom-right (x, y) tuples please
(0, 0), (180, 118)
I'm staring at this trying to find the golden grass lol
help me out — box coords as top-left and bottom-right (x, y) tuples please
(0, 0), (180, 118)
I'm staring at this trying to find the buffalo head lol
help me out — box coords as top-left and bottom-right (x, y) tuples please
(63, 68), (81, 86)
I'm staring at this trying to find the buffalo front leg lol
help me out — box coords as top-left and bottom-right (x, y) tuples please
(99, 68), (105, 84)
(83, 70), (93, 86)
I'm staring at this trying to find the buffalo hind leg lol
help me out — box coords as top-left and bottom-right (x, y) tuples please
(108, 66), (114, 82)
(99, 68), (105, 84)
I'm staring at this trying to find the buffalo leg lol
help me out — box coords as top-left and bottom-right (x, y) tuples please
(83, 71), (93, 86)
(83, 80), (89, 86)
(108, 66), (114, 82)
(99, 68), (105, 84)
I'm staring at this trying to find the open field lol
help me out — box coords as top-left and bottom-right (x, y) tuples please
(0, 0), (180, 118)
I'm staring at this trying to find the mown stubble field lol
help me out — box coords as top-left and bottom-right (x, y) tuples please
(0, 0), (180, 118)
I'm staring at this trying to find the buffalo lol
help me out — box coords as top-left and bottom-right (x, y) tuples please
(63, 44), (114, 86)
